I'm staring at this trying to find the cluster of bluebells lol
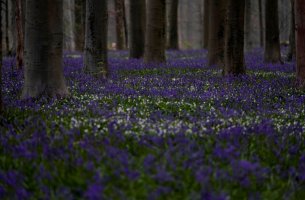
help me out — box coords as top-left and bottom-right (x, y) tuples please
(0, 49), (305, 199)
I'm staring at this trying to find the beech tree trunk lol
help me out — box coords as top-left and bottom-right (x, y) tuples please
(264, 0), (281, 63)
(16, 0), (24, 69)
(129, 0), (146, 58)
(22, 0), (69, 98)
(287, 0), (295, 61)
(0, 4), (3, 112)
(295, 0), (305, 87)
(75, 0), (85, 51)
(144, 0), (166, 63)
(224, 0), (245, 75)
(5, 0), (9, 55)
(167, 0), (179, 49)
(258, 0), (264, 47)
(63, 0), (76, 51)
(244, 0), (252, 51)
(207, 0), (226, 66)
(203, 0), (209, 49)
(84, 0), (108, 77)
(115, 0), (126, 50)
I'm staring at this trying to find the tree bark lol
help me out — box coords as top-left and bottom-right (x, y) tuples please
(9, 0), (16, 56)
(5, 0), (9, 55)
(295, 0), (305, 87)
(115, 0), (126, 50)
(129, 0), (146, 59)
(264, 0), (281, 63)
(224, 0), (245, 75)
(16, 0), (24, 69)
(22, 0), (69, 98)
(203, 0), (209, 49)
(75, 0), (85, 51)
(63, 0), (76, 51)
(84, 0), (108, 77)
(258, 0), (264, 47)
(0, 3), (3, 112)
(244, 0), (252, 51)
(207, 0), (226, 66)
(167, 0), (179, 49)
(144, 0), (166, 63)
(287, 0), (295, 61)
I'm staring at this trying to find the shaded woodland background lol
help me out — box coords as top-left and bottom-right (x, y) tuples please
(1, 0), (291, 53)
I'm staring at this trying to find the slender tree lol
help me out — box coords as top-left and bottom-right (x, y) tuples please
(224, 0), (245, 75)
(264, 0), (281, 63)
(0, 1), (3, 112)
(115, 0), (126, 50)
(295, 0), (305, 88)
(207, 0), (226, 66)
(22, 0), (69, 98)
(84, 0), (108, 77)
(63, 0), (76, 51)
(75, 0), (85, 51)
(287, 0), (295, 61)
(244, 0), (252, 51)
(16, 0), (24, 69)
(144, 0), (166, 63)
(203, 0), (209, 49)
(258, 0), (264, 47)
(5, 0), (9, 55)
(129, 0), (146, 58)
(167, 0), (179, 49)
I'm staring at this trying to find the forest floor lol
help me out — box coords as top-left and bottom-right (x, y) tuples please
(1, 49), (305, 199)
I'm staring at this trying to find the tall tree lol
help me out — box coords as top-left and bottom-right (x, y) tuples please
(129, 0), (146, 58)
(22, 0), (69, 98)
(144, 0), (166, 63)
(203, 0), (209, 49)
(114, 0), (126, 50)
(84, 0), (108, 77)
(167, 0), (179, 49)
(0, 1), (3, 112)
(264, 0), (281, 63)
(224, 0), (245, 75)
(63, 0), (76, 51)
(295, 0), (305, 87)
(16, 0), (24, 69)
(5, 0), (9, 55)
(258, 0), (264, 47)
(75, 0), (85, 51)
(207, 0), (226, 66)
(287, 0), (295, 61)
(244, 0), (252, 51)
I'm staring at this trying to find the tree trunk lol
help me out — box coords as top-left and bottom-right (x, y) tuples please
(144, 0), (166, 63)
(287, 0), (295, 61)
(258, 0), (264, 47)
(207, 0), (226, 66)
(64, 0), (76, 51)
(224, 0), (245, 75)
(264, 0), (281, 63)
(167, 0), (179, 49)
(16, 0), (24, 69)
(244, 0), (252, 51)
(115, 0), (126, 50)
(203, 0), (209, 49)
(0, 3), (3, 112)
(75, 0), (85, 51)
(84, 0), (108, 77)
(129, 0), (146, 59)
(9, 0), (16, 56)
(22, 0), (69, 98)
(295, 0), (305, 87)
(5, 0), (9, 55)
